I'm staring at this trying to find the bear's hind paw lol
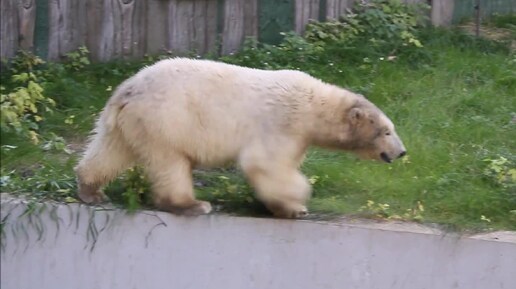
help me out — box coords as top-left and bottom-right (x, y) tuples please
(77, 183), (107, 204)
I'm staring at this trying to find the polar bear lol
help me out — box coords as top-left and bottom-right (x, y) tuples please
(75, 58), (406, 218)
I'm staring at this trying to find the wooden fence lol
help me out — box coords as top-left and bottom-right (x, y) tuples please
(1, 0), (514, 62)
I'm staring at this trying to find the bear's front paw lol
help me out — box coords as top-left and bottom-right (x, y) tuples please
(182, 201), (213, 216)
(288, 204), (309, 219)
(155, 198), (212, 216)
(270, 203), (309, 219)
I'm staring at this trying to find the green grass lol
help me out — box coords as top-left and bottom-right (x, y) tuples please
(1, 27), (515, 232)
(486, 13), (516, 29)
(301, 45), (516, 230)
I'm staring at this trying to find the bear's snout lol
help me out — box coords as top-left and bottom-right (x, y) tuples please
(380, 150), (406, 163)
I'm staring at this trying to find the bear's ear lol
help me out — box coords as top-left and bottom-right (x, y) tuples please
(349, 107), (363, 124)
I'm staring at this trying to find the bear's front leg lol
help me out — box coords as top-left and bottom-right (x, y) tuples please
(240, 161), (312, 219)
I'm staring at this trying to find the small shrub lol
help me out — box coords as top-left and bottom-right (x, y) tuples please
(221, 34), (324, 70)
(305, 0), (430, 51)
(119, 166), (152, 212)
(63, 46), (91, 71)
(211, 175), (255, 206)
(483, 156), (516, 190)
(104, 166), (153, 212)
(0, 51), (56, 144)
(41, 132), (72, 154)
(486, 13), (516, 29)
(418, 27), (511, 55)
(226, 0), (433, 70)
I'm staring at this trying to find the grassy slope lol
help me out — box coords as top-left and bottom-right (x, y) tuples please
(1, 32), (515, 231)
(303, 48), (515, 230)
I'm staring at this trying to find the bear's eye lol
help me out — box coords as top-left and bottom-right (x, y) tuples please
(385, 131), (391, 136)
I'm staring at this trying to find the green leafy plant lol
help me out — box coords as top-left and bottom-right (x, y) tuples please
(64, 46), (91, 71)
(41, 132), (72, 154)
(212, 175), (255, 205)
(305, 0), (429, 53)
(103, 166), (153, 212)
(119, 166), (151, 212)
(486, 13), (516, 29)
(222, 33), (324, 70)
(483, 156), (516, 189)
(0, 51), (56, 144)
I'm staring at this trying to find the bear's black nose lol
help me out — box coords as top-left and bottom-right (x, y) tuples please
(398, 151), (406, 158)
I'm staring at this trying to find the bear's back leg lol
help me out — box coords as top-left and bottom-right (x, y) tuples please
(75, 129), (136, 203)
(142, 151), (212, 216)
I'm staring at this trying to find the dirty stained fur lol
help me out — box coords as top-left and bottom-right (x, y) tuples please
(75, 58), (406, 218)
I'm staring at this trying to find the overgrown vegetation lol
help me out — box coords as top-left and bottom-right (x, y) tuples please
(1, 51), (56, 144)
(1, 1), (515, 231)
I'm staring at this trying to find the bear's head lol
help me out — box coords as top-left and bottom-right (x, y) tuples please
(345, 101), (406, 163)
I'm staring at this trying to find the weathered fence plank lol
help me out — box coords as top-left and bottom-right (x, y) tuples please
(85, 0), (102, 60)
(192, 0), (207, 54)
(97, 0), (115, 61)
(295, 0), (320, 34)
(1, 0), (19, 60)
(168, 0), (194, 53)
(131, 0), (147, 58)
(432, 0), (455, 27)
(244, 0), (258, 39)
(48, 0), (87, 60)
(0, 0), (37, 59)
(95, 0), (142, 60)
(75, 0), (88, 52)
(18, 0), (37, 51)
(146, 0), (168, 55)
(120, 0), (136, 58)
(326, 0), (353, 20)
(222, 0), (244, 55)
(205, 0), (219, 54)
(47, 0), (63, 60)
(1, 0), (515, 62)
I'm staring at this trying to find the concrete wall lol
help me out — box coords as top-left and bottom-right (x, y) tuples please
(1, 197), (515, 289)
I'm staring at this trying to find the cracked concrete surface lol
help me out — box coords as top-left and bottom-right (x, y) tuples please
(1, 195), (515, 289)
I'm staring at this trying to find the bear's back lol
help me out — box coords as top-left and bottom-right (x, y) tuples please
(111, 58), (318, 167)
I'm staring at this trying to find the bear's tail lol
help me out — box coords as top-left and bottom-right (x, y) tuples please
(97, 79), (136, 133)
(96, 99), (126, 134)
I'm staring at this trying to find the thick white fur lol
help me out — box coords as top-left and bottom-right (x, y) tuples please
(75, 58), (404, 218)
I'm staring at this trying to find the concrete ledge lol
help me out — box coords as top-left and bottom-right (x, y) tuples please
(1, 196), (515, 289)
